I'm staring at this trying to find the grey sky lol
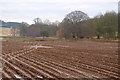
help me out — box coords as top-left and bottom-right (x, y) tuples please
(0, 0), (118, 24)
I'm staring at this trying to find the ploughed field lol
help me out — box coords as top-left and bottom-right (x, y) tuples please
(0, 39), (119, 79)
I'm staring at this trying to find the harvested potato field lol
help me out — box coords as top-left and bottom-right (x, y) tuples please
(0, 39), (119, 79)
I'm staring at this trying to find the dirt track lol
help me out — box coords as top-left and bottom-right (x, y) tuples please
(1, 39), (119, 79)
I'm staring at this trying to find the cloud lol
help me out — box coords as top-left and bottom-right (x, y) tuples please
(0, 0), (118, 24)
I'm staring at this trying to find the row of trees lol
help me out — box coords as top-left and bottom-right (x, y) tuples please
(19, 18), (59, 38)
(94, 12), (118, 39)
(57, 11), (118, 39)
(19, 10), (118, 39)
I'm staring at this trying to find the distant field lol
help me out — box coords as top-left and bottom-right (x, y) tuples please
(1, 38), (119, 79)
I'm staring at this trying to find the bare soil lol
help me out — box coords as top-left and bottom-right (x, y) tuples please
(1, 39), (119, 79)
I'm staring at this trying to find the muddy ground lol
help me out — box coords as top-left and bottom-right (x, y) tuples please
(0, 39), (119, 79)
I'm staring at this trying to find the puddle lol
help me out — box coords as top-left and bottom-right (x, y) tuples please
(30, 45), (53, 49)
(37, 75), (43, 78)
(14, 74), (22, 78)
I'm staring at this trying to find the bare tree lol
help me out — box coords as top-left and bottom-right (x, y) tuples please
(19, 22), (29, 37)
(33, 18), (42, 24)
(58, 10), (89, 38)
(43, 19), (51, 25)
(64, 11), (89, 23)
(52, 20), (60, 26)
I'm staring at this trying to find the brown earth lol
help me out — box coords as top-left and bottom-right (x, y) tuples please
(0, 39), (119, 79)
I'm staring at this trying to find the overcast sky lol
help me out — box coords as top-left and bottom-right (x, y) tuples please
(0, 0), (118, 24)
